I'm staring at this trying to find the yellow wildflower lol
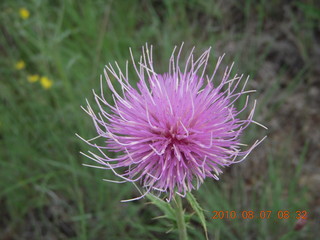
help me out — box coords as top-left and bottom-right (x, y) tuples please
(19, 8), (30, 20)
(15, 60), (25, 70)
(27, 74), (39, 83)
(40, 76), (53, 89)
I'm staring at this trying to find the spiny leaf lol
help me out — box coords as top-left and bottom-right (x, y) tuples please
(186, 192), (208, 240)
(146, 194), (176, 221)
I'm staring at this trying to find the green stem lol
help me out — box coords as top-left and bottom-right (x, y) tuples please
(174, 195), (188, 240)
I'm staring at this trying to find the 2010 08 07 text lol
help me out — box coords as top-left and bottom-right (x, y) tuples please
(211, 210), (308, 220)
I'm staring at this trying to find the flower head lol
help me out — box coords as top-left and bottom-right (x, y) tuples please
(19, 8), (30, 20)
(79, 44), (266, 202)
(15, 60), (25, 70)
(40, 76), (53, 89)
(27, 74), (39, 83)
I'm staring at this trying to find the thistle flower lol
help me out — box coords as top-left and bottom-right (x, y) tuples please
(79, 44), (266, 202)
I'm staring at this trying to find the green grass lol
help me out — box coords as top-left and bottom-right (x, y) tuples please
(0, 0), (318, 239)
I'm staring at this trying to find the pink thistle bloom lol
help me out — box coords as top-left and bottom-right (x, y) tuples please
(78, 44), (266, 202)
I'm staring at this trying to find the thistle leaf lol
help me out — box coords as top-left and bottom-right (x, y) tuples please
(147, 194), (176, 221)
(186, 192), (208, 240)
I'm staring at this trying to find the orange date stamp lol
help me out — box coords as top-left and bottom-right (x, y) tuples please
(211, 210), (308, 220)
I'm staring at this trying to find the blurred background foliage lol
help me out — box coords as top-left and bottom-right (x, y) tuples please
(0, 0), (319, 239)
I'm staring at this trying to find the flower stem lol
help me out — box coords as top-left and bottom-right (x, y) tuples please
(174, 195), (188, 240)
